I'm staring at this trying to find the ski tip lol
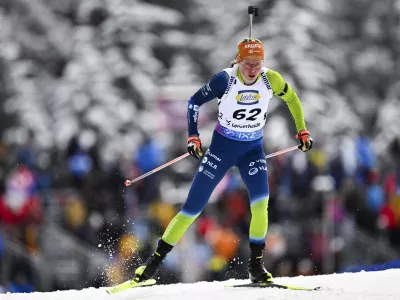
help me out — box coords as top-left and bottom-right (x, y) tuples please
(106, 279), (157, 295)
(146, 279), (157, 285)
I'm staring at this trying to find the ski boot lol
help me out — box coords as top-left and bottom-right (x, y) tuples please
(134, 239), (173, 282)
(248, 242), (273, 283)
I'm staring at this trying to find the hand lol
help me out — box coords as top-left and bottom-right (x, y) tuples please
(187, 136), (203, 159)
(296, 130), (313, 152)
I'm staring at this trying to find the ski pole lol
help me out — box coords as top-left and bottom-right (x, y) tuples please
(124, 145), (299, 186)
(265, 145), (298, 159)
(124, 153), (190, 186)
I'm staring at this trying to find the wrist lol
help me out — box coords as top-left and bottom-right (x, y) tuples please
(297, 129), (309, 135)
(188, 136), (200, 142)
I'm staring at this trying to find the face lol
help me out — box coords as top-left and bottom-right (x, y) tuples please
(239, 56), (264, 84)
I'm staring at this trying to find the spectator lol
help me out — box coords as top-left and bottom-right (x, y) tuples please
(0, 166), (42, 227)
(7, 260), (34, 293)
(366, 169), (385, 213)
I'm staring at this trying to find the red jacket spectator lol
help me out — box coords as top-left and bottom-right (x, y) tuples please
(0, 166), (42, 225)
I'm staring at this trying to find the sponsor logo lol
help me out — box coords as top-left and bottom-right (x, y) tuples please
(205, 149), (222, 162)
(261, 72), (272, 90)
(201, 155), (217, 169)
(249, 168), (258, 175)
(201, 83), (212, 97)
(207, 161), (217, 169)
(235, 90), (260, 105)
(224, 76), (235, 94)
(248, 159), (268, 175)
(248, 166), (267, 176)
(163, 218), (178, 237)
(237, 132), (257, 139)
(249, 159), (267, 166)
(188, 104), (199, 111)
(203, 169), (215, 179)
(189, 104), (199, 122)
(230, 122), (260, 129)
(244, 44), (262, 49)
(224, 128), (233, 135)
(199, 165), (204, 172)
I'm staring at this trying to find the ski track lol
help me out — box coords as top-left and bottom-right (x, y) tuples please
(1, 269), (399, 300)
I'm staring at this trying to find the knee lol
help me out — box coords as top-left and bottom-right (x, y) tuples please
(182, 201), (204, 216)
(250, 197), (269, 214)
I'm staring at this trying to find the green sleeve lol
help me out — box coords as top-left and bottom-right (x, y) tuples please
(266, 69), (307, 132)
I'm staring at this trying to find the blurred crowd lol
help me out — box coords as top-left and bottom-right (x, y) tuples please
(0, 126), (399, 292)
(0, 0), (399, 293)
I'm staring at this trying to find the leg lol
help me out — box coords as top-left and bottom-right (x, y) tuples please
(162, 146), (233, 245)
(136, 132), (236, 281)
(237, 147), (272, 283)
(237, 150), (270, 244)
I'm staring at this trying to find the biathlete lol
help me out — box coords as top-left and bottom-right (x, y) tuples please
(134, 38), (313, 284)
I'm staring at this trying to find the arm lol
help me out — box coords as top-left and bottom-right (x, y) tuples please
(187, 71), (229, 137)
(266, 69), (307, 132)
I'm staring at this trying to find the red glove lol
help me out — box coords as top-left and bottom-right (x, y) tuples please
(187, 136), (203, 159)
(296, 130), (313, 152)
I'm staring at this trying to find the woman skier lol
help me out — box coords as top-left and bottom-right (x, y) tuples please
(134, 38), (313, 284)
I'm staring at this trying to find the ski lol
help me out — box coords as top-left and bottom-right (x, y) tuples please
(225, 282), (320, 291)
(106, 279), (156, 295)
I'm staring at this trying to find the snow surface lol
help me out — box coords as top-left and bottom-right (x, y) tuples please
(2, 269), (399, 300)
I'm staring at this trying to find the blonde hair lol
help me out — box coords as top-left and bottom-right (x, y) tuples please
(230, 55), (239, 67)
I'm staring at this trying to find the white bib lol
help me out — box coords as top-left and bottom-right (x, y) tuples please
(215, 65), (273, 141)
